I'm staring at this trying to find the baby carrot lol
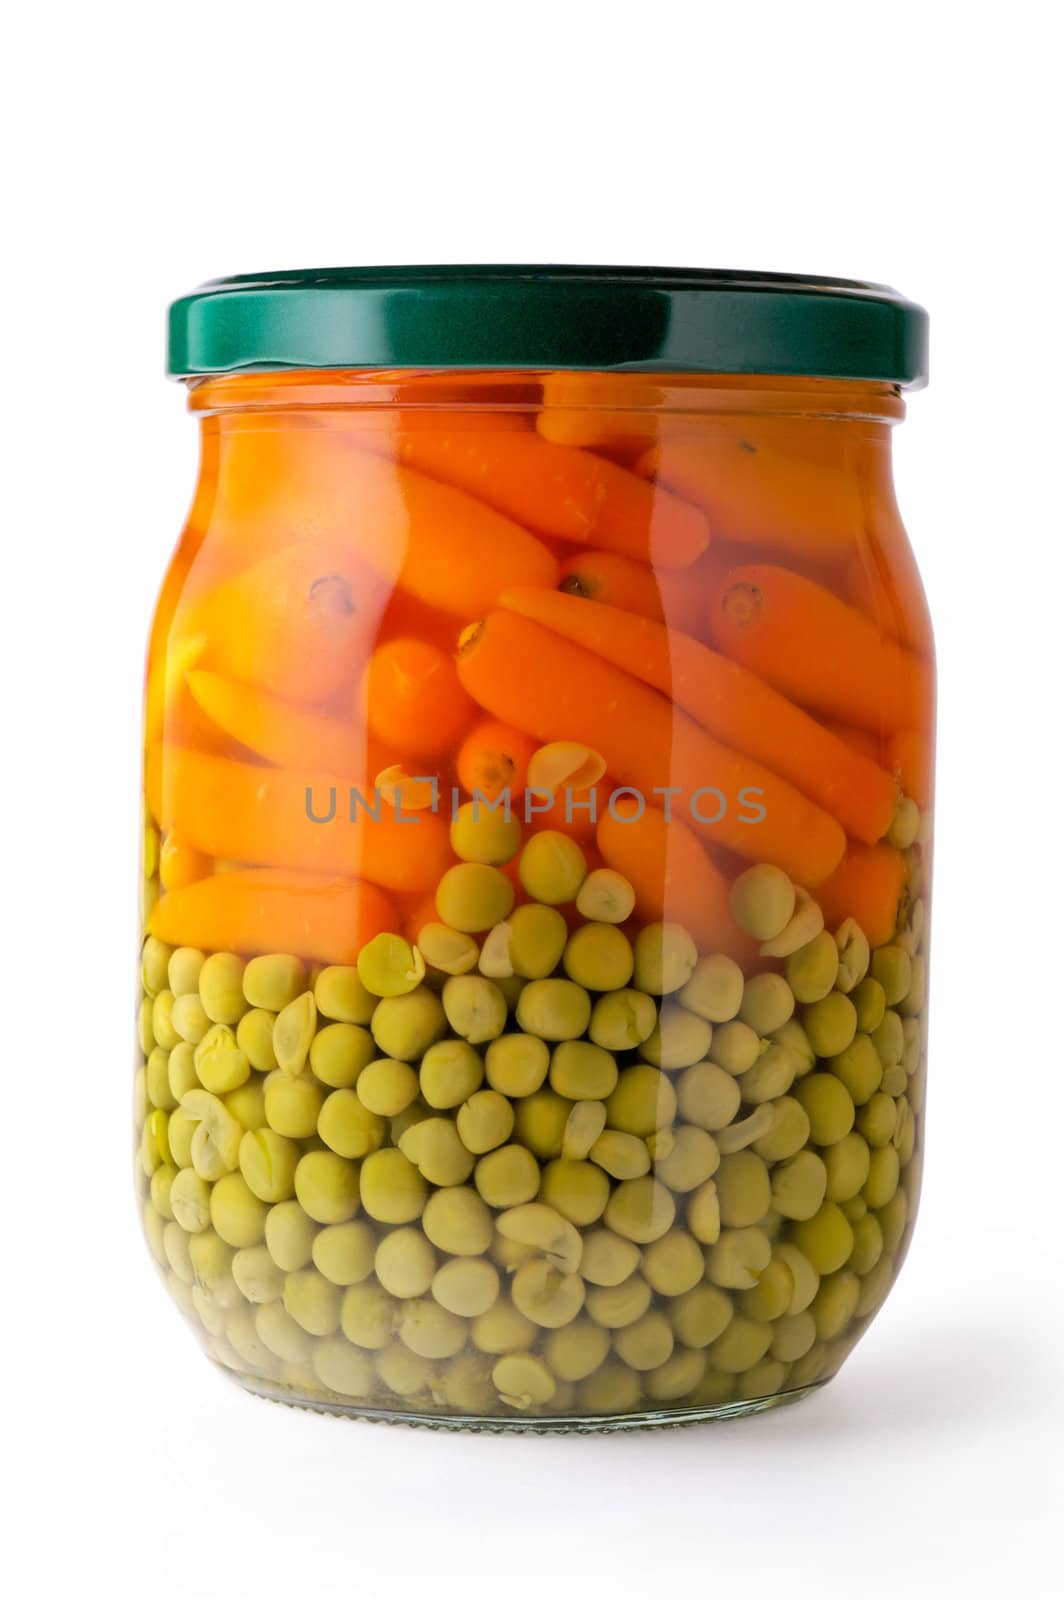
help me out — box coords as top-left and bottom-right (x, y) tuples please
(187, 670), (390, 777)
(535, 373), (660, 461)
(159, 834), (212, 892)
(457, 718), (538, 802)
(640, 434), (865, 556)
(597, 797), (755, 961)
(559, 550), (705, 635)
(814, 843), (909, 949)
(457, 611), (846, 885)
(193, 540), (388, 706)
(149, 868), (397, 965)
(366, 430), (709, 569)
(360, 637), (475, 759)
(708, 564), (933, 734)
(145, 744), (452, 893)
(886, 729), (934, 810)
(500, 588), (898, 845)
(216, 428), (559, 617)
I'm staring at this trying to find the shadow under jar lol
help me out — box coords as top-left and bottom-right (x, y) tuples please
(136, 267), (933, 1430)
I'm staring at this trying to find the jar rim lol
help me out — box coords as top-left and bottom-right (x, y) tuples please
(167, 265), (928, 388)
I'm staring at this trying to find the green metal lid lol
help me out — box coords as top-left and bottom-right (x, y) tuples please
(168, 265), (928, 386)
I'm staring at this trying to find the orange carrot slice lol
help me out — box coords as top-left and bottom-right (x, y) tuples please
(456, 718), (538, 802)
(814, 843), (909, 949)
(187, 670), (389, 776)
(457, 611), (845, 885)
(145, 744), (452, 893)
(501, 588), (898, 845)
(360, 637), (475, 759)
(708, 565), (933, 734)
(149, 868), (397, 964)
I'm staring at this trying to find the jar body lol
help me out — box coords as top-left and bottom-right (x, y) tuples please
(136, 371), (933, 1428)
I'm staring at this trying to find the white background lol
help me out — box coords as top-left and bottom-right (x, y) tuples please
(4, 3), (1061, 1596)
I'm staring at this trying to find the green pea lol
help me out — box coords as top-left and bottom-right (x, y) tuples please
(479, 1035), (545, 1102)
(575, 867), (636, 925)
(738, 1042), (799, 1106)
(707, 1316), (773, 1374)
(474, 1143), (541, 1207)
(423, 1186), (494, 1256)
(887, 795), (920, 850)
(666, 1283), (732, 1350)
(471, 1298), (538, 1356)
(239, 1128), (300, 1203)
(632, 922), (698, 997)
(518, 831), (587, 905)
(197, 953), (247, 1025)
(794, 1073), (856, 1146)
(415, 1039), (481, 1110)
(614, 1310), (674, 1372)
(166, 946), (204, 999)
(546, 1039), (616, 1101)
(308, 1022), (375, 1088)
(194, 1024), (250, 1095)
(642, 1230), (705, 1298)
(539, 1158), (611, 1226)
(900, 953), (927, 1018)
(375, 1343), (433, 1399)
(856, 1092), (897, 1148)
(399, 1117), (474, 1187)
(771, 1150), (828, 1221)
(436, 862), (516, 933)
(679, 954), (744, 1023)
(164, 1105), (195, 1169)
(492, 1350), (557, 1408)
(607, 1064), (678, 1136)
(171, 992), (211, 1046)
(639, 1004), (713, 1071)
(506, 904), (568, 980)
(513, 1089), (570, 1159)
(416, 922), (480, 977)
(751, 1096), (810, 1162)
(586, 1275), (652, 1330)
(166, 1041), (197, 1103)
(578, 1362), (642, 1414)
(708, 1019), (762, 1076)
(774, 1243), (819, 1315)
(685, 1181), (721, 1247)
(878, 1185), (910, 1254)
(371, 987), (447, 1061)
(441, 974), (507, 1045)
(151, 991), (181, 1052)
(812, 1269), (860, 1341)
(293, 1150), (361, 1225)
(435, 1352), (498, 1412)
(841, 1195), (868, 1222)
(432, 1257), (500, 1318)
(145, 1046), (174, 1111)
(822, 1131), (872, 1202)
(562, 1100), (608, 1160)
(141, 936), (173, 997)
(355, 1058), (419, 1117)
(827, 1032), (883, 1106)
(511, 1256), (586, 1329)
(579, 1228), (641, 1288)
(870, 1008), (904, 1069)
(242, 954), (307, 1013)
(515, 978), (591, 1042)
(263, 1072), (324, 1140)
(209, 1172), (268, 1248)
(167, 1167), (210, 1234)
(785, 931), (840, 1004)
(740, 1256), (796, 1322)
(311, 1220), (375, 1287)
(311, 1336), (375, 1399)
(456, 1089), (514, 1155)
(450, 797), (523, 865)
(804, 991), (858, 1058)
(792, 1201), (854, 1275)
(706, 1227), (772, 1290)
(544, 1319), (611, 1382)
(340, 1283), (397, 1351)
(374, 1227), (437, 1299)
(232, 1244), (285, 1304)
(588, 988), (658, 1051)
(769, 1310), (815, 1362)
(317, 1088), (385, 1158)
(355, 932), (426, 999)
(654, 1125), (720, 1192)
(264, 1201), (318, 1272)
(677, 1061), (741, 1132)
(871, 945), (912, 1007)
(848, 1213), (884, 1275)
(739, 973), (795, 1035)
(863, 1144), (901, 1208)
(314, 965), (377, 1025)
(605, 1175), (675, 1243)
(834, 918), (871, 994)
(850, 976), (886, 1035)
(729, 864), (796, 942)
(716, 1150), (772, 1227)
(272, 992), (317, 1076)
(589, 1129), (651, 1180)
(646, 1346), (708, 1401)
(234, 1009), (277, 1074)
(562, 923), (634, 991)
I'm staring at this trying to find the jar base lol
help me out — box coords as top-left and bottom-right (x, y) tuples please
(220, 1364), (827, 1433)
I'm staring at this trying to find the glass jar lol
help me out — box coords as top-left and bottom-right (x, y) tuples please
(138, 268), (932, 1429)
